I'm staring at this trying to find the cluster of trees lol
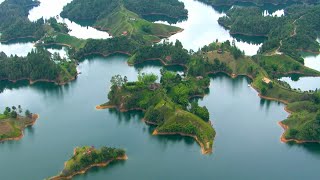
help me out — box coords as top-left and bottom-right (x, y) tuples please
(0, 49), (77, 83)
(2, 106), (31, 119)
(75, 37), (140, 59)
(219, 4), (320, 62)
(190, 102), (209, 122)
(132, 40), (190, 65)
(62, 147), (125, 177)
(107, 71), (210, 123)
(0, 0), (45, 41)
(218, 7), (284, 36)
(61, 0), (187, 21)
(188, 56), (232, 76)
(47, 18), (69, 34)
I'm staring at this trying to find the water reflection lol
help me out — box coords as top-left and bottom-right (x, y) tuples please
(279, 74), (320, 91)
(162, 0), (262, 55)
(28, 0), (110, 39)
(0, 41), (35, 57)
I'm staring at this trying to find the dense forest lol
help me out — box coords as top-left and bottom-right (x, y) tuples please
(0, 49), (77, 84)
(104, 72), (215, 153)
(74, 36), (140, 59)
(61, 0), (187, 21)
(218, 4), (320, 63)
(0, 0), (45, 41)
(129, 40), (190, 65)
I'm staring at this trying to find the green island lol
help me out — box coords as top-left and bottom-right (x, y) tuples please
(218, 4), (320, 63)
(50, 146), (127, 180)
(60, 0), (185, 43)
(97, 70), (215, 154)
(0, 49), (77, 85)
(0, 106), (38, 142)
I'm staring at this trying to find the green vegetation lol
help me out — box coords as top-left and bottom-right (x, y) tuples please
(218, 5), (320, 63)
(253, 54), (320, 78)
(51, 146), (126, 179)
(100, 71), (215, 153)
(61, 0), (183, 43)
(197, 0), (320, 6)
(0, 49), (77, 85)
(61, 0), (187, 21)
(0, 0), (45, 42)
(128, 40), (190, 65)
(74, 36), (140, 59)
(0, 106), (37, 141)
(128, 39), (320, 143)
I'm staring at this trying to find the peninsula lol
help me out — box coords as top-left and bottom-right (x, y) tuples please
(0, 106), (38, 142)
(0, 49), (77, 85)
(97, 72), (215, 154)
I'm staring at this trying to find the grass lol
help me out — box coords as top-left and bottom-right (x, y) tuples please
(0, 113), (8, 120)
(0, 116), (35, 140)
(254, 54), (320, 76)
(54, 33), (87, 50)
(156, 109), (215, 152)
(94, 5), (181, 42)
(205, 50), (261, 76)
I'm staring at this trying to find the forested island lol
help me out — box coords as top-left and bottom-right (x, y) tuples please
(50, 146), (127, 180)
(97, 71), (215, 154)
(61, 0), (185, 42)
(218, 4), (320, 63)
(0, 106), (38, 142)
(0, 49), (77, 85)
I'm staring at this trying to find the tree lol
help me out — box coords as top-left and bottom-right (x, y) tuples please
(3, 107), (11, 116)
(10, 111), (17, 119)
(261, 87), (267, 95)
(110, 75), (124, 87)
(25, 110), (31, 118)
(316, 112), (320, 124)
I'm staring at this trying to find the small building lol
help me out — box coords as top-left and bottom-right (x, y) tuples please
(122, 31), (128, 36)
(262, 77), (272, 84)
(149, 83), (161, 91)
(217, 48), (223, 54)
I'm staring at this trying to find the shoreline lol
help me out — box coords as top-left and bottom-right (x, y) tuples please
(79, 51), (131, 59)
(50, 152), (128, 180)
(97, 105), (213, 154)
(128, 57), (188, 70)
(0, 114), (39, 143)
(95, 104), (145, 112)
(0, 36), (36, 43)
(278, 121), (320, 144)
(0, 74), (78, 86)
(152, 130), (212, 154)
